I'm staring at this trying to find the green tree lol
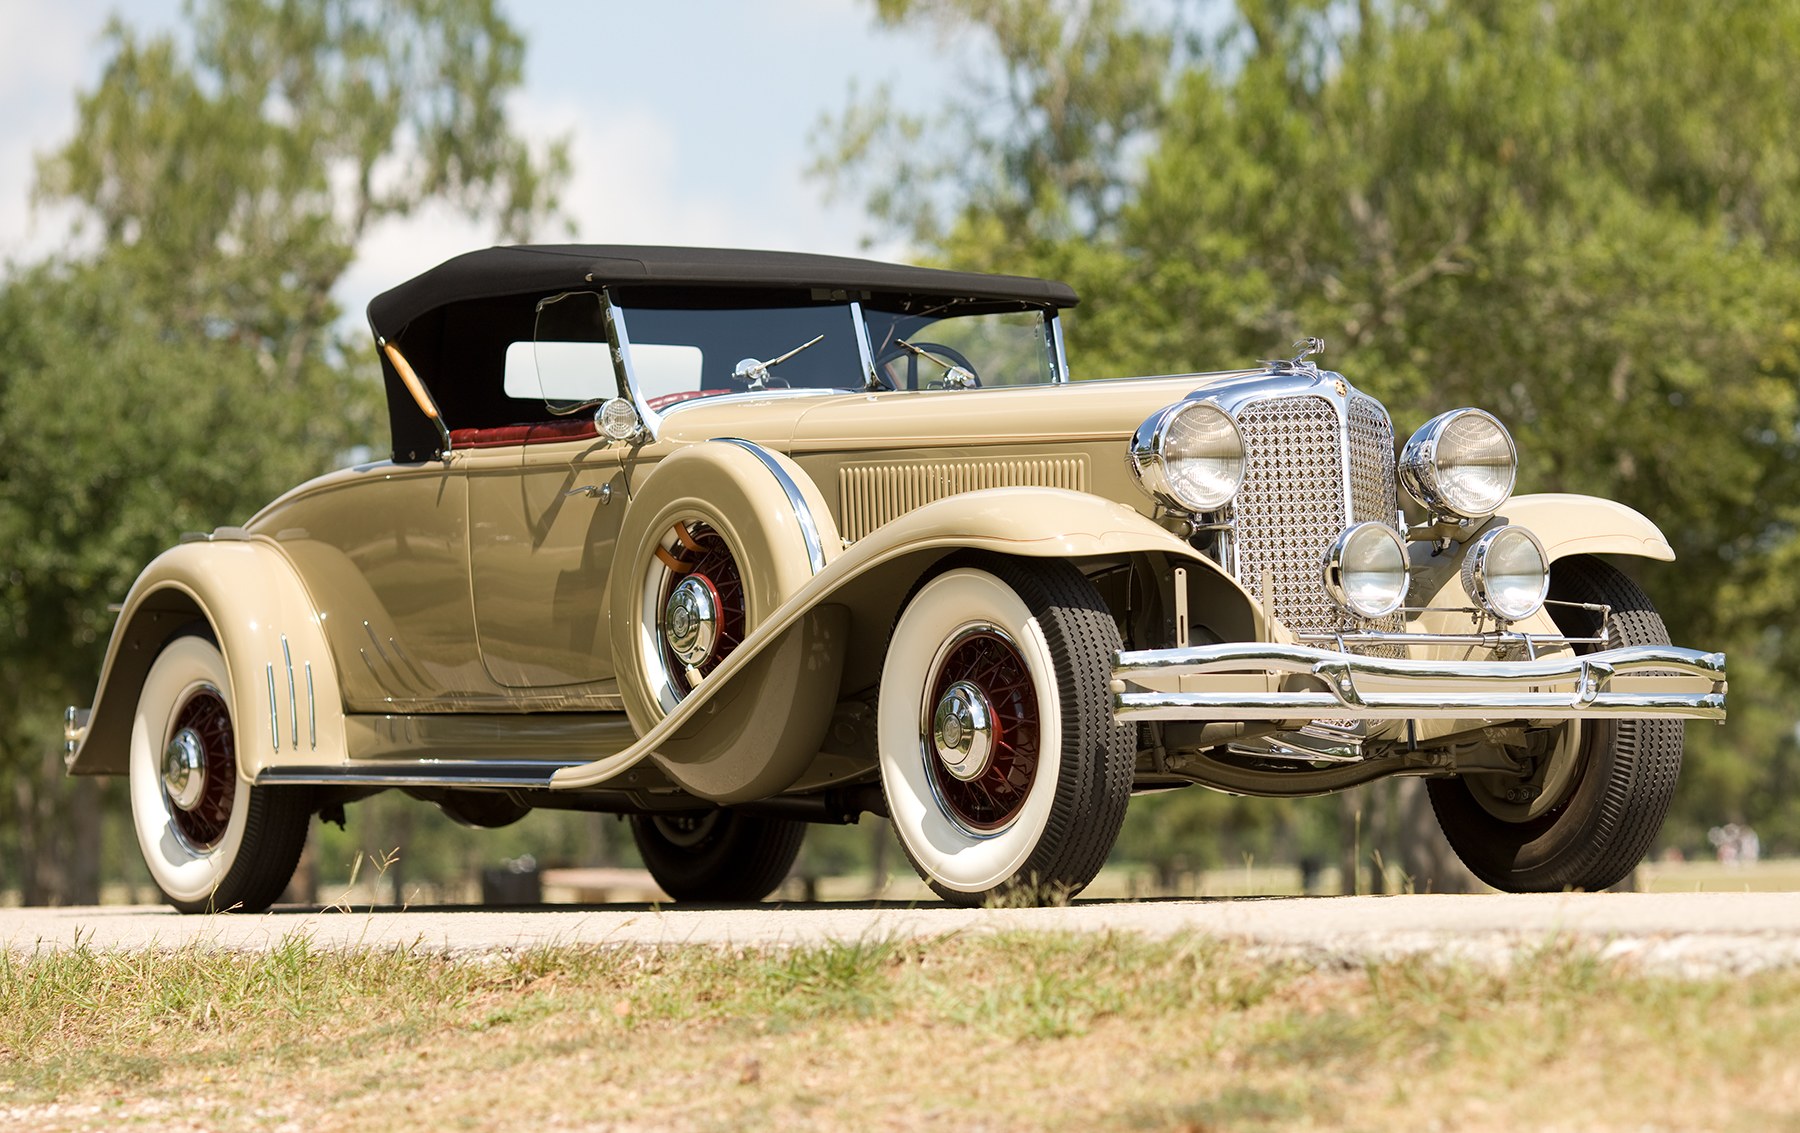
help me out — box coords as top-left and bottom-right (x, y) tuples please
(0, 0), (567, 904)
(820, 0), (1800, 869)
(813, 0), (1178, 267)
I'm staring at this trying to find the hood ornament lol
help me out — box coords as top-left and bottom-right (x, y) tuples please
(1261, 336), (1327, 376)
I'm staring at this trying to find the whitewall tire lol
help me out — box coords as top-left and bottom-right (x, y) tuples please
(128, 634), (311, 913)
(878, 556), (1132, 905)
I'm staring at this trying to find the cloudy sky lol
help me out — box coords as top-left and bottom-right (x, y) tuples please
(0, 0), (951, 319)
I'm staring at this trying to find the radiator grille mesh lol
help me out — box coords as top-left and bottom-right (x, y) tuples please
(1231, 392), (1400, 637)
(1232, 396), (1348, 635)
(1348, 394), (1400, 527)
(837, 456), (1088, 541)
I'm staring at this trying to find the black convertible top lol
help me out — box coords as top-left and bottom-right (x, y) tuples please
(364, 245), (1079, 462)
(367, 244), (1077, 341)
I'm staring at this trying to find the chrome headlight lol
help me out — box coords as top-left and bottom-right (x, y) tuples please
(1129, 401), (1245, 513)
(1322, 522), (1408, 619)
(1461, 526), (1549, 622)
(1398, 408), (1517, 520)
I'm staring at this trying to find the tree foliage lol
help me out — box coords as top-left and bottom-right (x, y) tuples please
(814, 0), (1178, 260)
(0, 0), (566, 902)
(819, 0), (1800, 858)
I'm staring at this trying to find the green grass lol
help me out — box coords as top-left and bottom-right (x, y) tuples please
(1, 933), (1797, 1131)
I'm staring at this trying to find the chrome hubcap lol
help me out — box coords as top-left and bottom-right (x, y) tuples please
(162, 728), (207, 810)
(664, 574), (721, 668)
(933, 680), (995, 782)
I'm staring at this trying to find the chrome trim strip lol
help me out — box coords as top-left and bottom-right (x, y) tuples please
(255, 760), (580, 789)
(1113, 641), (1727, 722)
(711, 437), (828, 574)
(281, 635), (297, 752)
(605, 291), (658, 442)
(850, 300), (879, 389)
(265, 664), (280, 751)
(305, 662), (316, 750)
(1331, 381), (1354, 523)
(1049, 313), (1069, 383)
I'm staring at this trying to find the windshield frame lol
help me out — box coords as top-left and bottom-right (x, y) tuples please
(603, 293), (1070, 442)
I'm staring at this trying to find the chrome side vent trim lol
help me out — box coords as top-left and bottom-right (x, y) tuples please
(305, 661), (316, 750)
(265, 664), (280, 752)
(838, 455), (1089, 541)
(281, 635), (297, 752)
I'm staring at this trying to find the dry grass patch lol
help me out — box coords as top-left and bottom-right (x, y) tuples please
(0, 932), (1796, 1130)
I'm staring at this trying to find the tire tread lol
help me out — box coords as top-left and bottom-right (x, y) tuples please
(630, 811), (805, 902)
(1428, 555), (1682, 891)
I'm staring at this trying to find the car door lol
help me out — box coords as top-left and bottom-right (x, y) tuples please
(465, 302), (631, 699)
(467, 433), (626, 693)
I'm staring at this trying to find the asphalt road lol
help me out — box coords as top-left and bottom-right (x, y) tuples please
(3, 891), (1797, 974)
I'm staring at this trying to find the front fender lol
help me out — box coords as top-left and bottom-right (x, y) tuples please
(553, 486), (1213, 794)
(1499, 493), (1675, 563)
(67, 538), (345, 778)
(1404, 493), (1675, 636)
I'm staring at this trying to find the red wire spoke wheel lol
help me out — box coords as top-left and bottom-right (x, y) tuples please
(922, 629), (1040, 833)
(162, 686), (237, 850)
(654, 521), (748, 698)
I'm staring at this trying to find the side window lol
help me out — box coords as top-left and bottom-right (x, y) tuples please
(501, 290), (620, 412)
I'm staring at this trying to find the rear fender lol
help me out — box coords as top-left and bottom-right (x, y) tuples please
(66, 538), (344, 779)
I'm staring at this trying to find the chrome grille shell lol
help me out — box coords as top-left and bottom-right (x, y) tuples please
(1190, 371), (1399, 636)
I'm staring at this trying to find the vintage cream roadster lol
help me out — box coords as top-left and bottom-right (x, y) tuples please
(65, 245), (1727, 912)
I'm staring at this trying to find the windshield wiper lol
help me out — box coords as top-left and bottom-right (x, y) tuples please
(732, 334), (824, 391)
(895, 339), (978, 389)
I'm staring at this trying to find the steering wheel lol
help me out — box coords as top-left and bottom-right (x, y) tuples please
(873, 341), (981, 391)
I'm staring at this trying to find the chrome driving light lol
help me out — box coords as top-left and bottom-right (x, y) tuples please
(1322, 522), (1408, 619)
(1398, 408), (1517, 520)
(1461, 526), (1549, 622)
(1128, 400), (1246, 513)
(598, 396), (645, 442)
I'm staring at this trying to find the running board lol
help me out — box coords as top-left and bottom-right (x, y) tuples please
(252, 762), (886, 824)
(257, 760), (583, 790)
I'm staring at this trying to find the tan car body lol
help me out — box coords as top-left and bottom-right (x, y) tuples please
(71, 371), (1683, 802)
(68, 244), (1728, 909)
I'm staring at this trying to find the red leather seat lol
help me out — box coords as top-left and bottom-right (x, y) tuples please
(448, 418), (599, 450)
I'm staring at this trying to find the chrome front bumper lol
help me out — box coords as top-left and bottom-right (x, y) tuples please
(1112, 642), (1727, 723)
